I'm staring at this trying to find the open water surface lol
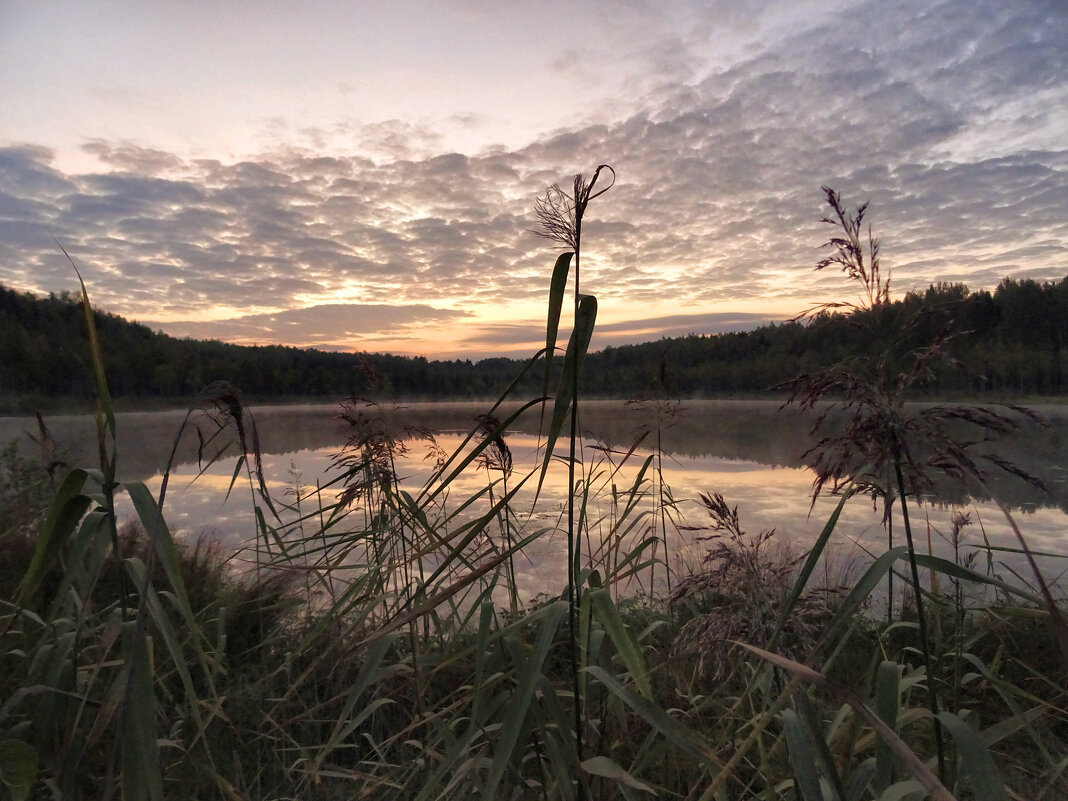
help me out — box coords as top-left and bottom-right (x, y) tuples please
(3, 400), (1066, 602)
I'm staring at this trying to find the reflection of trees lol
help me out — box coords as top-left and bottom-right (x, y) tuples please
(569, 400), (814, 466)
(3, 401), (1065, 512)
(565, 402), (1068, 515)
(0, 406), (352, 481)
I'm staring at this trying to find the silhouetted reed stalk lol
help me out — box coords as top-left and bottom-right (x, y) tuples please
(533, 163), (614, 784)
(890, 434), (944, 774)
(789, 186), (1054, 783)
(476, 413), (518, 616)
(628, 357), (682, 598)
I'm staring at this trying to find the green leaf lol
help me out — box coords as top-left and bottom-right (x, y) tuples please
(584, 665), (721, 772)
(936, 711), (1008, 801)
(311, 633), (396, 774)
(118, 620), (164, 801)
(16, 468), (90, 606)
(0, 740), (37, 801)
(909, 553), (1042, 605)
(796, 691), (846, 801)
(781, 708), (824, 801)
(818, 546), (909, 648)
(224, 452), (247, 504)
(736, 643), (955, 801)
(875, 779), (926, 801)
(124, 482), (200, 629)
(68, 258), (117, 478)
(588, 588), (652, 699)
(873, 661), (900, 795)
(844, 759), (876, 801)
(543, 251), (574, 399)
(581, 755), (656, 794)
(422, 397), (544, 506)
(483, 600), (567, 798)
(123, 558), (214, 756)
(769, 488), (852, 651)
(537, 293), (598, 500)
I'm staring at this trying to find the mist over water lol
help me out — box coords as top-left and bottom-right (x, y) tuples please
(3, 400), (1065, 602)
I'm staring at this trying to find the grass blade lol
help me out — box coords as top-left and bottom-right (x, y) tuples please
(483, 600), (567, 798)
(15, 468), (90, 607)
(537, 293), (598, 500)
(781, 708), (824, 801)
(543, 251), (574, 399)
(584, 664), (722, 771)
(588, 588), (652, 699)
(736, 643), (955, 801)
(936, 711), (1008, 801)
(873, 661), (900, 795)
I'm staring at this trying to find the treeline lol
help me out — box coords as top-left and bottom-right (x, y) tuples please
(0, 285), (524, 408)
(1, 276), (1066, 411)
(595, 277), (1068, 398)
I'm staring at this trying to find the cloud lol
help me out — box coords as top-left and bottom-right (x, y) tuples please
(595, 312), (789, 340)
(0, 0), (1064, 358)
(456, 311), (792, 357)
(146, 303), (471, 350)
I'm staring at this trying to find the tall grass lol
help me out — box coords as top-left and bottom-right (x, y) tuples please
(534, 164), (616, 784)
(0, 184), (1065, 800)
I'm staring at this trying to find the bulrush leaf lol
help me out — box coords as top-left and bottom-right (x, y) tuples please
(936, 711), (1008, 801)
(581, 755), (657, 795)
(588, 588), (652, 699)
(737, 643), (955, 801)
(15, 468), (90, 607)
(483, 600), (567, 798)
(544, 251), (574, 398)
(537, 293), (598, 500)
(781, 708), (824, 801)
(873, 661), (900, 795)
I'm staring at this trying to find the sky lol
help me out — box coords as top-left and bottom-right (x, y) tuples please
(1, 0), (1066, 359)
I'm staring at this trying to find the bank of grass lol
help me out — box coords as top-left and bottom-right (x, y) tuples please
(2, 381), (1066, 800)
(2, 185), (1067, 800)
(1, 429), (1065, 800)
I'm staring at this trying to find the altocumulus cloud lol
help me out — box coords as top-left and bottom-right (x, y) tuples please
(0, 0), (1065, 357)
(459, 313), (786, 355)
(149, 304), (471, 352)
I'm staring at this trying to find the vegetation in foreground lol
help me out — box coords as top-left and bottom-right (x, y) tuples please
(0, 182), (1066, 801)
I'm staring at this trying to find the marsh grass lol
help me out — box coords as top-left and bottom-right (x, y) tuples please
(1, 186), (1065, 800)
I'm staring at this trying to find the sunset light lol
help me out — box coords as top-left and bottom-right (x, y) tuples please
(2, 0), (1065, 359)
(2, 3), (1067, 795)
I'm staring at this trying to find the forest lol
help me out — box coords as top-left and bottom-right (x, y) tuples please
(1, 274), (1067, 411)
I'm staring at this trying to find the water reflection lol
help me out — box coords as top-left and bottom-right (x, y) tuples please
(2, 401), (1064, 600)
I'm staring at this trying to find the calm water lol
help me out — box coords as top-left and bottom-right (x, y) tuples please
(3, 400), (1066, 602)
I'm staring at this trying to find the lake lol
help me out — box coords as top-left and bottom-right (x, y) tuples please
(2, 399), (1066, 604)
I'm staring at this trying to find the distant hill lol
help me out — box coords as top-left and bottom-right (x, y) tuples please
(1, 276), (1066, 412)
